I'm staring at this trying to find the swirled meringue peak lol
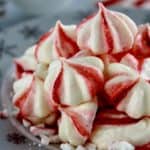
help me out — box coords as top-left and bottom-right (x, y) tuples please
(13, 73), (54, 124)
(35, 21), (79, 64)
(133, 24), (150, 58)
(14, 45), (37, 79)
(105, 54), (150, 119)
(44, 56), (104, 107)
(58, 101), (97, 145)
(11, 2), (150, 148)
(77, 3), (137, 55)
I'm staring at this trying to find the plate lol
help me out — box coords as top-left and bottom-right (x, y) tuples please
(0, 8), (150, 150)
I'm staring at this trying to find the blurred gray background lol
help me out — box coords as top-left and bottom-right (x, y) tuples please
(0, 0), (149, 30)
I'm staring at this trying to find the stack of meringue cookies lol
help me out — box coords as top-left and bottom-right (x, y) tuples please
(12, 3), (150, 150)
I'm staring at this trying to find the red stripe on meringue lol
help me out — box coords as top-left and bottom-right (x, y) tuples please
(35, 31), (52, 60)
(100, 3), (114, 53)
(136, 142), (150, 150)
(51, 64), (63, 105)
(95, 109), (140, 126)
(105, 78), (138, 106)
(55, 23), (79, 58)
(14, 76), (34, 116)
(137, 58), (144, 72)
(14, 60), (33, 79)
(68, 62), (104, 97)
(64, 110), (90, 137)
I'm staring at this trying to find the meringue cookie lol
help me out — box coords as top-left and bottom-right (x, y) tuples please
(77, 3), (137, 55)
(133, 24), (150, 57)
(35, 21), (79, 64)
(14, 45), (37, 78)
(91, 118), (150, 149)
(58, 102), (97, 146)
(44, 56), (104, 106)
(105, 54), (150, 118)
(13, 74), (52, 124)
(117, 78), (150, 119)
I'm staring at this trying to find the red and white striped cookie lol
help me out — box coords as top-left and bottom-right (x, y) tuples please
(13, 73), (55, 124)
(44, 55), (104, 107)
(105, 54), (150, 119)
(77, 3), (137, 55)
(132, 24), (150, 58)
(35, 21), (79, 64)
(58, 101), (97, 145)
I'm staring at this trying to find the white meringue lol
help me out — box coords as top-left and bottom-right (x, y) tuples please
(58, 102), (97, 146)
(35, 21), (79, 64)
(117, 78), (150, 119)
(13, 74), (52, 124)
(105, 54), (150, 118)
(77, 3), (137, 55)
(44, 56), (104, 106)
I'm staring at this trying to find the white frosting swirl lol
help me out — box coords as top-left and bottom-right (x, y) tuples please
(58, 101), (97, 145)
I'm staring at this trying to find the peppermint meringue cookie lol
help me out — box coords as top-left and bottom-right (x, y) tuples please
(44, 56), (104, 106)
(117, 78), (150, 119)
(91, 118), (150, 149)
(14, 45), (37, 78)
(35, 21), (79, 64)
(133, 24), (150, 57)
(58, 101), (97, 146)
(105, 54), (150, 118)
(77, 3), (137, 55)
(13, 73), (54, 124)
